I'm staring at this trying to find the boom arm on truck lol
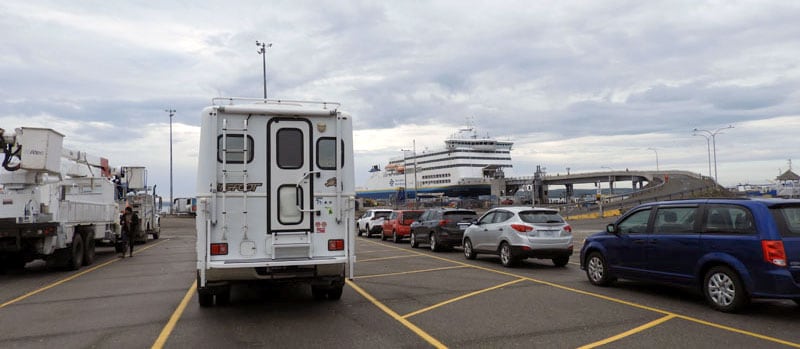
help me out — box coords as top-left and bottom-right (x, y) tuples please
(0, 127), (119, 272)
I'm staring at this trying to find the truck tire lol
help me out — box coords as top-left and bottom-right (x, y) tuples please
(67, 234), (84, 271)
(198, 288), (214, 307)
(327, 285), (344, 300)
(83, 235), (95, 266)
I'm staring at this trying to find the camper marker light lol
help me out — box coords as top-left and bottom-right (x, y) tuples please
(328, 239), (344, 251)
(210, 243), (228, 255)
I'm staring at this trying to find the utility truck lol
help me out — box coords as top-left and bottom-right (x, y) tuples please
(118, 166), (161, 245)
(196, 98), (356, 306)
(0, 127), (119, 271)
(172, 197), (197, 216)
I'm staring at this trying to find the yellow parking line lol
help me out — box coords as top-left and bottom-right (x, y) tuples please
(357, 238), (800, 347)
(355, 266), (467, 279)
(152, 280), (195, 349)
(346, 279), (447, 349)
(358, 255), (417, 263)
(403, 278), (526, 319)
(0, 239), (170, 309)
(577, 314), (676, 349)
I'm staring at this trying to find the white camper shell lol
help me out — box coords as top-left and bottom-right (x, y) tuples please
(195, 98), (356, 306)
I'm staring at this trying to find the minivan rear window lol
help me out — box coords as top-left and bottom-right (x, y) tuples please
(771, 205), (800, 237)
(519, 210), (564, 224)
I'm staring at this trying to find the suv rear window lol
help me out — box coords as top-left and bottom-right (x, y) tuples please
(404, 211), (423, 220)
(375, 211), (391, 219)
(443, 211), (477, 222)
(771, 205), (800, 237)
(519, 210), (564, 224)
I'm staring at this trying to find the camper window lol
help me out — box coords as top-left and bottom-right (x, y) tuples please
(317, 138), (345, 170)
(217, 135), (254, 164)
(277, 128), (304, 169)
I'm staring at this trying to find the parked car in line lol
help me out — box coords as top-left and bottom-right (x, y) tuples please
(381, 210), (424, 243)
(580, 198), (800, 312)
(356, 209), (393, 237)
(462, 207), (573, 267)
(410, 208), (477, 251)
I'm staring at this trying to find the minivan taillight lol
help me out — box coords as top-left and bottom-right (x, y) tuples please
(761, 240), (787, 267)
(210, 243), (228, 255)
(511, 224), (534, 233)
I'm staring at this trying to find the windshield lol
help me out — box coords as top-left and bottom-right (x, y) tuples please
(519, 210), (564, 224)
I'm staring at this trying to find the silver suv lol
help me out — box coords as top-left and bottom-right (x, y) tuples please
(463, 207), (573, 267)
(356, 209), (392, 237)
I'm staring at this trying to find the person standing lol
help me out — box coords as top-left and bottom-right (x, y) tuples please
(120, 206), (139, 258)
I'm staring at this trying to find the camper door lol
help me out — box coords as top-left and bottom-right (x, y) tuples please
(268, 119), (313, 232)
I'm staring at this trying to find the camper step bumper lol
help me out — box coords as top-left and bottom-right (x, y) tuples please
(206, 256), (347, 269)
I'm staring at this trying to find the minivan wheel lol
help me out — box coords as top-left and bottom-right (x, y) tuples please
(463, 238), (476, 260)
(586, 252), (614, 286)
(499, 242), (515, 267)
(410, 232), (418, 248)
(704, 266), (749, 312)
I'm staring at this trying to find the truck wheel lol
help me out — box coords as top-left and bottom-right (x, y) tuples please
(83, 236), (95, 266)
(152, 231), (160, 240)
(68, 234), (84, 271)
(327, 286), (344, 300)
(198, 288), (214, 307)
(114, 242), (124, 253)
(311, 286), (327, 300)
(216, 286), (231, 306)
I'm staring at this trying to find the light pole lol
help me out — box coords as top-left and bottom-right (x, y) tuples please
(165, 109), (176, 214)
(256, 41), (272, 99)
(693, 133), (712, 178)
(400, 149), (411, 205)
(413, 140), (418, 208)
(647, 147), (659, 171)
(693, 125), (734, 183)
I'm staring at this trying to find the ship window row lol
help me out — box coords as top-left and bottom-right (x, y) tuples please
(418, 163), (513, 172)
(448, 141), (496, 146)
(417, 156), (512, 165)
(422, 173), (452, 179)
(421, 179), (452, 185)
(404, 149), (511, 161)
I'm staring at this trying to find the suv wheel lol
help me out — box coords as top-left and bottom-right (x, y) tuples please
(430, 233), (439, 252)
(499, 242), (516, 267)
(793, 299), (800, 307)
(463, 238), (476, 260)
(392, 231), (400, 243)
(552, 255), (569, 267)
(585, 252), (614, 286)
(704, 266), (749, 312)
(410, 232), (418, 248)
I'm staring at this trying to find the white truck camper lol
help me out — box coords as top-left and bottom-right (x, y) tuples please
(196, 98), (356, 306)
(118, 166), (161, 245)
(0, 127), (119, 271)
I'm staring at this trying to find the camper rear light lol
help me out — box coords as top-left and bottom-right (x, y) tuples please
(328, 239), (344, 251)
(210, 243), (228, 255)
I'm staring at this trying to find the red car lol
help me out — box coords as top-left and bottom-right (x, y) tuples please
(381, 210), (424, 243)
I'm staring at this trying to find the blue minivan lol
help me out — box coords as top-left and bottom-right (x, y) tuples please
(580, 198), (800, 312)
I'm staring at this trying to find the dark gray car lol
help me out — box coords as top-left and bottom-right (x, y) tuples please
(410, 208), (477, 251)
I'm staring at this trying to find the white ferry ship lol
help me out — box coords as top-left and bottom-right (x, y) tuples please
(356, 125), (513, 200)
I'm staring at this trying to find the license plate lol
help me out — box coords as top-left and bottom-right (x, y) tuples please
(539, 230), (555, 237)
(458, 223), (470, 230)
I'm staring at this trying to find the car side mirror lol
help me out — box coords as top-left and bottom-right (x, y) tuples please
(606, 223), (618, 235)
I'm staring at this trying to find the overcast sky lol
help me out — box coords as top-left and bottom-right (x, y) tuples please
(1, 1), (799, 198)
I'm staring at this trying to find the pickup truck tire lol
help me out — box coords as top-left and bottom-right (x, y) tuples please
(198, 288), (214, 307)
(327, 285), (343, 300)
(68, 234), (84, 271)
(83, 235), (95, 266)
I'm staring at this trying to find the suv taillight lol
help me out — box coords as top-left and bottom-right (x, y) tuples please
(438, 219), (450, 227)
(564, 225), (572, 233)
(511, 224), (533, 233)
(761, 240), (787, 267)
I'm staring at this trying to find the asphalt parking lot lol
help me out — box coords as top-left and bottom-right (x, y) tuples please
(2, 217), (799, 348)
(350, 220), (800, 348)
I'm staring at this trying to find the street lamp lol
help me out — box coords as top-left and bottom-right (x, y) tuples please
(165, 109), (176, 214)
(400, 149), (411, 204)
(256, 41), (272, 99)
(647, 147), (659, 171)
(693, 125), (734, 183)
